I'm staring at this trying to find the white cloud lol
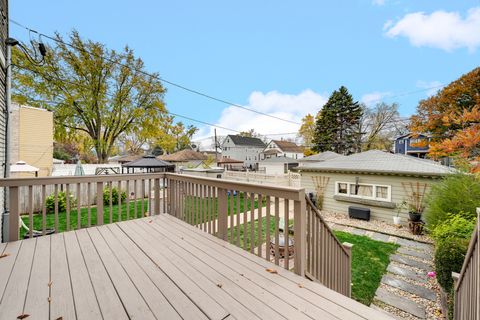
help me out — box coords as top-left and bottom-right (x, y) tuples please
(361, 91), (391, 106)
(416, 80), (443, 97)
(192, 89), (327, 148)
(384, 7), (480, 52)
(372, 0), (386, 6)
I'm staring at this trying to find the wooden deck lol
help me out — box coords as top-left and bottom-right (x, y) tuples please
(0, 214), (391, 320)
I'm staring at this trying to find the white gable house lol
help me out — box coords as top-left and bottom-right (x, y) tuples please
(221, 135), (266, 170)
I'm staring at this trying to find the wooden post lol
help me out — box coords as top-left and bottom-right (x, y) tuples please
(293, 191), (306, 276)
(8, 186), (19, 241)
(96, 181), (104, 225)
(154, 178), (160, 215)
(343, 242), (353, 298)
(217, 188), (228, 240)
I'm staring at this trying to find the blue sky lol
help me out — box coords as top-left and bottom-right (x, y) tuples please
(10, 1), (480, 144)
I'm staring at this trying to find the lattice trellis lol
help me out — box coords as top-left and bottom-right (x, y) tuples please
(311, 176), (330, 209)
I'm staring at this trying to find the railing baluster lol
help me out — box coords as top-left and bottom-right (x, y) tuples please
(236, 191), (240, 247)
(250, 193), (255, 254)
(134, 180), (138, 219)
(284, 199), (289, 270)
(109, 181), (113, 223)
(274, 197), (280, 266)
(265, 196), (271, 261)
(87, 182), (91, 227)
(97, 181), (104, 225)
(229, 190), (234, 242)
(217, 187), (228, 240)
(8, 186), (20, 241)
(126, 180), (130, 220)
(257, 194), (263, 257)
(243, 192), (248, 251)
(54, 184), (59, 233)
(42, 184), (46, 236)
(66, 184), (70, 231)
(162, 176), (166, 213)
(28, 185), (33, 238)
(293, 194), (305, 276)
(77, 183), (81, 229)
(118, 181), (122, 221)
(141, 179), (145, 217)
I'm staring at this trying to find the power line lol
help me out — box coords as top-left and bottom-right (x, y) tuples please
(10, 19), (301, 125)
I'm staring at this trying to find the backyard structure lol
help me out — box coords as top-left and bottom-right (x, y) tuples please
(158, 149), (208, 171)
(297, 151), (344, 163)
(295, 150), (455, 223)
(216, 155), (244, 170)
(258, 156), (299, 174)
(0, 172), (394, 319)
(121, 154), (175, 173)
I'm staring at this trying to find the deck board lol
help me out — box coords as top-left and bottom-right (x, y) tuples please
(0, 215), (393, 320)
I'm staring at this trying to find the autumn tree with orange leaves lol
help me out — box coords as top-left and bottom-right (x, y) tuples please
(410, 67), (480, 170)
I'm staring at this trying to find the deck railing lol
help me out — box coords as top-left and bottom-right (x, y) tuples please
(452, 212), (480, 320)
(305, 195), (352, 297)
(0, 172), (352, 297)
(0, 173), (166, 241)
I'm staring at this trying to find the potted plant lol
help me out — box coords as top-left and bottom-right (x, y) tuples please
(401, 182), (428, 222)
(394, 200), (407, 226)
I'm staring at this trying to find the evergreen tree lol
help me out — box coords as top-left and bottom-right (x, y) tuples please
(312, 86), (362, 154)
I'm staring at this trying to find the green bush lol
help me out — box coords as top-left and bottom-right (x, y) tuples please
(424, 173), (480, 230)
(431, 214), (477, 243)
(45, 191), (76, 213)
(102, 187), (127, 205)
(434, 237), (469, 292)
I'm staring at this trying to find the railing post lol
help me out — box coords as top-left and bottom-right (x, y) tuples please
(343, 242), (353, 298)
(154, 178), (160, 215)
(293, 190), (306, 276)
(96, 181), (104, 225)
(8, 186), (19, 241)
(217, 187), (228, 241)
(452, 271), (460, 320)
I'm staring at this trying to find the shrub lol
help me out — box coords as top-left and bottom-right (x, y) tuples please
(103, 187), (126, 205)
(424, 173), (480, 230)
(431, 214), (477, 243)
(45, 191), (76, 213)
(434, 237), (469, 292)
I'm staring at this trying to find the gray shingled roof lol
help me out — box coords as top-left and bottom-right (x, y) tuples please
(227, 135), (266, 147)
(298, 150), (455, 176)
(298, 151), (344, 162)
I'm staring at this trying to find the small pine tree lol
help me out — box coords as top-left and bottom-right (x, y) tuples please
(312, 86), (362, 154)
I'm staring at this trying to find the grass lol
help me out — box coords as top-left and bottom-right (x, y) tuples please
(228, 218), (398, 306)
(20, 200), (148, 239)
(334, 230), (399, 305)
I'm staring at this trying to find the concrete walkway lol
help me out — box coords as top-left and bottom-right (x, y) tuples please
(329, 223), (437, 319)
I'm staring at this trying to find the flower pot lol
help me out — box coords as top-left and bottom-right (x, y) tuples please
(409, 211), (422, 222)
(393, 216), (401, 225)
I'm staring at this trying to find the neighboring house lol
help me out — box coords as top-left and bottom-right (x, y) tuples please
(10, 104), (53, 177)
(394, 133), (430, 158)
(295, 150), (454, 222)
(216, 156), (244, 171)
(158, 149), (208, 171)
(258, 156), (299, 175)
(297, 151), (344, 164)
(108, 154), (142, 164)
(221, 135), (266, 170)
(262, 140), (304, 160)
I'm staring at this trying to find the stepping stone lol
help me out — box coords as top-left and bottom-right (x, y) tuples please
(387, 264), (427, 283)
(398, 247), (433, 261)
(382, 275), (436, 301)
(371, 232), (390, 242)
(375, 288), (426, 319)
(390, 254), (432, 271)
(350, 228), (366, 236)
(396, 238), (433, 252)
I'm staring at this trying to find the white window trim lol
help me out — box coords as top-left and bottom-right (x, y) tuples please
(334, 181), (392, 202)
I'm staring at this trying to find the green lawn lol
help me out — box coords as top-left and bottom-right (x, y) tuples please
(228, 217), (398, 305)
(334, 230), (399, 305)
(20, 200), (148, 239)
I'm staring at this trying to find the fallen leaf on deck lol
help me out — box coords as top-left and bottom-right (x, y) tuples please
(17, 314), (30, 319)
(48, 281), (53, 287)
(216, 283), (223, 288)
(0, 253), (10, 259)
(266, 268), (278, 274)
(148, 220), (153, 223)
(55, 317), (63, 320)
(298, 283), (304, 288)
(48, 297), (51, 303)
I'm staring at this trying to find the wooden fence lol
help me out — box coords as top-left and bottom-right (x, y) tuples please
(452, 211), (480, 320)
(223, 171), (301, 188)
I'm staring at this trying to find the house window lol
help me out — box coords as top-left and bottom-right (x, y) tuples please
(335, 181), (391, 202)
(398, 140), (404, 144)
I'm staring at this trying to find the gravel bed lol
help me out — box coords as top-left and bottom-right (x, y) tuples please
(322, 210), (434, 243)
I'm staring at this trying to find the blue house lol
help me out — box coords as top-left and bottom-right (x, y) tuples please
(394, 133), (430, 158)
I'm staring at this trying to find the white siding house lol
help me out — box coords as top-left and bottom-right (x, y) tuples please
(262, 140), (304, 160)
(221, 135), (266, 170)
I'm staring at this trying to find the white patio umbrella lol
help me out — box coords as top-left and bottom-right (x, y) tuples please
(10, 161), (39, 177)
